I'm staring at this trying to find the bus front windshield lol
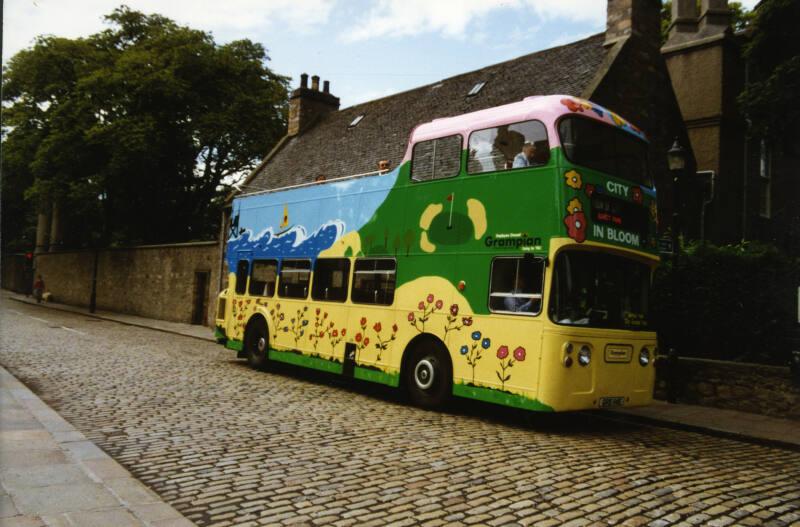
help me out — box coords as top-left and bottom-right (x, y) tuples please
(558, 116), (652, 188)
(549, 251), (651, 330)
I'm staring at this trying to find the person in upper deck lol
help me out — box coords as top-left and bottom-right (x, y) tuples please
(512, 141), (538, 168)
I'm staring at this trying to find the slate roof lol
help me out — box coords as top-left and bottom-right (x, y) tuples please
(247, 33), (608, 191)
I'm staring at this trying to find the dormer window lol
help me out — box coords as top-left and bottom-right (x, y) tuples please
(467, 81), (486, 97)
(349, 114), (365, 128)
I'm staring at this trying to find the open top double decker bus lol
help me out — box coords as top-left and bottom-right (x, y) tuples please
(216, 94), (659, 412)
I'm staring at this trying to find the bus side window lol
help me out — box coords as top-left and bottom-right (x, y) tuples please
(410, 134), (462, 182)
(488, 257), (544, 315)
(278, 259), (311, 299)
(352, 259), (396, 305)
(235, 260), (249, 295)
(312, 258), (350, 302)
(249, 259), (277, 297)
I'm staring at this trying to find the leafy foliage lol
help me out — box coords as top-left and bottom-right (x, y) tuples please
(1, 7), (289, 248)
(652, 240), (799, 365)
(738, 0), (800, 144)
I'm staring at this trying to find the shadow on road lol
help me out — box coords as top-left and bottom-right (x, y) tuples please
(227, 357), (644, 439)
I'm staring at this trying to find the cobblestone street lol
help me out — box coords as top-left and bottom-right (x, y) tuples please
(2, 301), (799, 527)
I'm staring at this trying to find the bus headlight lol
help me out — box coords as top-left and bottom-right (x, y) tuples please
(578, 346), (591, 366)
(639, 347), (651, 366)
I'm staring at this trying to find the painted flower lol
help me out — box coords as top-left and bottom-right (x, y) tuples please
(426, 294), (434, 304)
(279, 313), (285, 320)
(392, 324), (398, 333)
(355, 333), (362, 342)
(585, 183), (595, 197)
(460, 345), (469, 355)
(316, 308), (321, 315)
(513, 346), (526, 362)
(330, 321), (335, 328)
(560, 98), (584, 113)
(373, 322), (382, 333)
(302, 320), (309, 326)
(276, 303), (280, 309)
(319, 330), (325, 337)
(341, 329), (346, 336)
(324, 312), (328, 319)
(631, 186), (643, 205)
(497, 345), (509, 359)
(564, 211), (587, 243)
(435, 299), (443, 309)
(471, 331), (481, 341)
(360, 317), (367, 326)
(567, 197), (583, 214)
(364, 337), (370, 346)
(332, 329), (338, 337)
(283, 327), (288, 332)
(299, 330), (304, 336)
(481, 338), (491, 349)
(418, 301), (425, 310)
(450, 304), (459, 316)
(462, 317), (473, 326)
(408, 312), (415, 322)
(564, 170), (583, 190)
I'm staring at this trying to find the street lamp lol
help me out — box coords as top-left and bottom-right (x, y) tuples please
(667, 137), (687, 267)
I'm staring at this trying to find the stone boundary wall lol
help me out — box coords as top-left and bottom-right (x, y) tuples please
(31, 242), (221, 326)
(655, 357), (799, 420)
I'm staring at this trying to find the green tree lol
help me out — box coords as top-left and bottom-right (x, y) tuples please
(738, 0), (800, 145)
(2, 7), (289, 248)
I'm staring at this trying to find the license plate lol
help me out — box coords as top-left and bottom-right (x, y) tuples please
(599, 397), (625, 408)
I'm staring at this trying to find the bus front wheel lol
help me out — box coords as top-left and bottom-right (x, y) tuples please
(405, 341), (451, 409)
(244, 318), (269, 370)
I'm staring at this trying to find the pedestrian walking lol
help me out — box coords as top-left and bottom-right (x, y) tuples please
(33, 274), (45, 304)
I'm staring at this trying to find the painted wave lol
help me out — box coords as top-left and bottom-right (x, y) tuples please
(226, 220), (345, 267)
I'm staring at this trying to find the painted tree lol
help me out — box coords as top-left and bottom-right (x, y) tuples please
(1, 7), (289, 248)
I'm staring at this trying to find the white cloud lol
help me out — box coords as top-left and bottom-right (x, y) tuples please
(340, 0), (605, 42)
(3, 0), (335, 63)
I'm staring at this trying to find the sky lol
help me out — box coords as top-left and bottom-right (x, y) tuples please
(2, 0), (760, 109)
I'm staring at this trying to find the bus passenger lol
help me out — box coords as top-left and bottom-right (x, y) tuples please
(504, 274), (534, 313)
(512, 141), (537, 168)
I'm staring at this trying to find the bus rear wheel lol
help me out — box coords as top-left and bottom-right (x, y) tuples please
(405, 341), (451, 409)
(244, 318), (269, 370)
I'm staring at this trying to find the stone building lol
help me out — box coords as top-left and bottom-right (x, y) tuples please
(232, 0), (691, 239)
(662, 0), (799, 251)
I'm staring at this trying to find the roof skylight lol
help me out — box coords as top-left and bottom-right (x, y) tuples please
(467, 81), (486, 96)
(349, 114), (365, 127)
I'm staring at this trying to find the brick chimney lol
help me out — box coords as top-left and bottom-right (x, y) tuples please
(604, 0), (661, 48)
(667, 0), (699, 44)
(287, 73), (340, 136)
(697, 0), (731, 38)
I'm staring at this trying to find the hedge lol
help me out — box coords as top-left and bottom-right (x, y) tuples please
(652, 240), (799, 365)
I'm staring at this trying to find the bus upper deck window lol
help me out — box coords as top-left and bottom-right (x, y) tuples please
(411, 134), (462, 182)
(488, 257), (544, 315)
(249, 259), (277, 297)
(235, 260), (249, 295)
(468, 120), (549, 174)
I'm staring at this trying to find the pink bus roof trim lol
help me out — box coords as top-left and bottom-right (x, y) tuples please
(403, 94), (647, 162)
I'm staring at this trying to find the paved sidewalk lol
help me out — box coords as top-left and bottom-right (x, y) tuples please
(5, 289), (799, 452)
(4, 292), (213, 342)
(0, 366), (196, 527)
(607, 399), (800, 449)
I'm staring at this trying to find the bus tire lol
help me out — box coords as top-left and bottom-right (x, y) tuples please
(404, 339), (451, 409)
(244, 317), (269, 371)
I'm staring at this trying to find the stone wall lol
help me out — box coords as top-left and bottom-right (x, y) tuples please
(655, 357), (800, 420)
(31, 242), (221, 326)
(1, 253), (33, 294)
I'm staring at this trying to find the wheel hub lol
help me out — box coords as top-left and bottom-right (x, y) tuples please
(414, 359), (435, 390)
(257, 337), (266, 353)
